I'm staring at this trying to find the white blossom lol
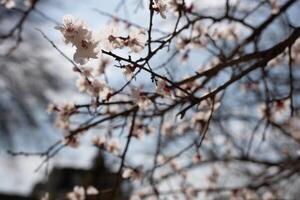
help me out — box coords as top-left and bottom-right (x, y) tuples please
(76, 76), (90, 92)
(122, 64), (135, 79)
(127, 29), (146, 53)
(92, 135), (106, 148)
(107, 138), (120, 154)
(132, 88), (151, 110)
(55, 101), (76, 130)
(101, 23), (124, 50)
(122, 168), (133, 178)
(56, 15), (101, 64)
(86, 186), (99, 195)
(1, 0), (15, 9)
(67, 186), (85, 200)
(24, 0), (33, 7)
(153, 0), (167, 19)
(156, 79), (171, 97)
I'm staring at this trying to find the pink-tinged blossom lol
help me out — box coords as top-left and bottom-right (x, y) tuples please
(88, 79), (111, 99)
(1, 0), (15, 9)
(122, 168), (141, 180)
(55, 101), (76, 130)
(156, 79), (171, 97)
(24, 0), (33, 7)
(107, 138), (120, 155)
(132, 88), (151, 110)
(162, 121), (174, 136)
(132, 120), (145, 140)
(76, 76), (90, 92)
(153, 0), (167, 19)
(76, 77), (110, 100)
(56, 15), (101, 64)
(92, 135), (106, 148)
(122, 64), (136, 79)
(127, 29), (146, 53)
(101, 23), (124, 50)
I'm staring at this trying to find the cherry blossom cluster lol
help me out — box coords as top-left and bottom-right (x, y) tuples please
(1, 0), (33, 9)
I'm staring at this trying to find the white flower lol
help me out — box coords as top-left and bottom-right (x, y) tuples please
(156, 154), (165, 164)
(132, 88), (151, 110)
(122, 168), (133, 178)
(1, 0), (15, 9)
(107, 138), (120, 154)
(127, 29), (146, 53)
(56, 15), (101, 64)
(76, 75), (111, 99)
(67, 186), (85, 200)
(156, 79), (171, 97)
(88, 79), (111, 99)
(96, 57), (111, 75)
(24, 0), (33, 7)
(101, 23), (124, 50)
(55, 101), (76, 130)
(170, 159), (180, 170)
(73, 38), (101, 64)
(132, 121), (145, 140)
(86, 186), (99, 195)
(76, 76), (90, 92)
(122, 64), (135, 79)
(153, 0), (167, 19)
(92, 135), (106, 148)
(192, 153), (202, 164)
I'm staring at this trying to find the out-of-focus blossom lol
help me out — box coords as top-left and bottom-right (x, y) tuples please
(86, 186), (99, 195)
(122, 64), (136, 79)
(156, 154), (165, 164)
(122, 168), (141, 180)
(192, 153), (202, 164)
(183, 186), (197, 198)
(132, 88), (151, 110)
(24, 0), (33, 7)
(54, 101), (76, 130)
(92, 135), (106, 148)
(76, 76), (90, 92)
(170, 159), (180, 170)
(67, 186), (85, 200)
(269, 0), (279, 14)
(101, 23), (124, 50)
(153, 0), (167, 19)
(127, 29), (146, 53)
(96, 57), (111, 75)
(107, 138), (120, 155)
(132, 121), (145, 140)
(156, 79), (171, 97)
(1, 0), (15, 9)
(88, 79), (111, 99)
